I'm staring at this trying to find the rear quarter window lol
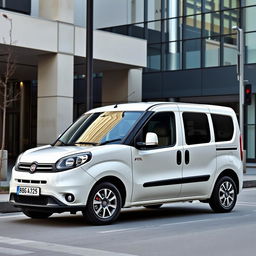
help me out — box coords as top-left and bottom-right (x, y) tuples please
(211, 114), (234, 142)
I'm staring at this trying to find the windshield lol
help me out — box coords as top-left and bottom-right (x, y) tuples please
(54, 111), (143, 146)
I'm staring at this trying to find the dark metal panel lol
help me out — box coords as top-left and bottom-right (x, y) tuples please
(162, 69), (202, 98)
(143, 65), (256, 100)
(202, 66), (239, 95)
(142, 72), (163, 99)
(6, 0), (31, 14)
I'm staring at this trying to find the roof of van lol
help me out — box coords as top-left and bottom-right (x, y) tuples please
(87, 102), (235, 114)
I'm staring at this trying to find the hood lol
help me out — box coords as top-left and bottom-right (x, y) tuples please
(20, 145), (93, 164)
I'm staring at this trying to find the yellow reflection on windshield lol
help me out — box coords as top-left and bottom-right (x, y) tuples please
(77, 112), (123, 143)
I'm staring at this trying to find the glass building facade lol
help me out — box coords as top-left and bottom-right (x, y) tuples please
(102, 0), (256, 72)
(101, 0), (256, 161)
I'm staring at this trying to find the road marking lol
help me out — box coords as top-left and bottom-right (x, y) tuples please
(0, 214), (24, 219)
(0, 236), (137, 256)
(237, 202), (256, 207)
(99, 228), (137, 234)
(0, 246), (33, 255)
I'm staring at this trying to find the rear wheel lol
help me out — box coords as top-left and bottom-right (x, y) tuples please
(83, 182), (122, 225)
(209, 176), (237, 213)
(22, 209), (52, 219)
(144, 204), (163, 209)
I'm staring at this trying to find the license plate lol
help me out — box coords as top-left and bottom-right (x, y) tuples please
(16, 186), (40, 196)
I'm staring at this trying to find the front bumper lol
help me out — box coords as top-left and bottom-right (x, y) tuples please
(9, 166), (96, 211)
(9, 193), (86, 213)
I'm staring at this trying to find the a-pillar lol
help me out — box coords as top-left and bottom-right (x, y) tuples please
(102, 68), (142, 106)
(37, 54), (74, 145)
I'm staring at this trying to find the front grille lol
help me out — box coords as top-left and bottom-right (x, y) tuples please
(12, 194), (48, 205)
(15, 179), (47, 184)
(17, 163), (55, 172)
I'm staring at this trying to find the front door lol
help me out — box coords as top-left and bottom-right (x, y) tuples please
(131, 109), (183, 203)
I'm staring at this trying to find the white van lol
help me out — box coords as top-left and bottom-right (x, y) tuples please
(9, 102), (243, 225)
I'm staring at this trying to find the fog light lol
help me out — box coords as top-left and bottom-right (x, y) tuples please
(65, 193), (75, 203)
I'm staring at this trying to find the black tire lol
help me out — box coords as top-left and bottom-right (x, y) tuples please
(22, 209), (52, 219)
(83, 182), (122, 225)
(209, 176), (237, 213)
(144, 204), (163, 209)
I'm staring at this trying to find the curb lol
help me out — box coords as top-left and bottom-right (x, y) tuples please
(1, 180), (256, 213)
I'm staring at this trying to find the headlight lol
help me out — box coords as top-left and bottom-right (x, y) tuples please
(56, 152), (92, 171)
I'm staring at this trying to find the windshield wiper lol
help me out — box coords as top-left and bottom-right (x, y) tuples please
(74, 141), (98, 146)
(100, 138), (122, 145)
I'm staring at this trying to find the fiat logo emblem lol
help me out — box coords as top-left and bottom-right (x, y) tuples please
(30, 163), (38, 173)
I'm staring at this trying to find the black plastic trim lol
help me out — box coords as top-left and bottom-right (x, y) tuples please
(216, 147), (237, 151)
(143, 175), (210, 187)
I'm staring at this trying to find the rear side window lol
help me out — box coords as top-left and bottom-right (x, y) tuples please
(183, 112), (210, 145)
(211, 114), (234, 142)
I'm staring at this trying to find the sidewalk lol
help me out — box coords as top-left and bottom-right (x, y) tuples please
(1, 169), (256, 213)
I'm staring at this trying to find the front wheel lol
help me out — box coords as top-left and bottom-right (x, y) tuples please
(83, 182), (122, 225)
(209, 176), (237, 213)
(22, 209), (52, 219)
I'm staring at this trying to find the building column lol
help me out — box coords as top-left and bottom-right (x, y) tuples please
(37, 54), (74, 145)
(37, 0), (75, 145)
(102, 68), (142, 106)
(39, 0), (74, 23)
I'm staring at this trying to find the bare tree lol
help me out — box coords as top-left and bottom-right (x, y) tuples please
(0, 14), (19, 179)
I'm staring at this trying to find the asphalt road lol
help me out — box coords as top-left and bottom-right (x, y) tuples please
(0, 188), (256, 256)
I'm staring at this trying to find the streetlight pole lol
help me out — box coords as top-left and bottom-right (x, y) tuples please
(232, 26), (245, 169)
(86, 0), (94, 111)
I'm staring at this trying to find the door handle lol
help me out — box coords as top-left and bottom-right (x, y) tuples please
(177, 150), (182, 165)
(185, 150), (189, 165)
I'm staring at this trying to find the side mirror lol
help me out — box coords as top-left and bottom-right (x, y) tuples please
(136, 132), (158, 149)
(145, 132), (158, 146)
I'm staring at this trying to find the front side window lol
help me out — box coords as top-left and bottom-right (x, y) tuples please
(183, 112), (211, 145)
(136, 112), (176, 148)
(55, 111), (143, 146)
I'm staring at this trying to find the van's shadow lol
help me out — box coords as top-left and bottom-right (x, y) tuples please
(12, 204), (213, 227)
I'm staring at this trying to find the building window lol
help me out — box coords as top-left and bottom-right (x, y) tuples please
(245, 32), (256, 64)
(204, 37), (220, 67)
(204, 11), (220, 37)
(164, 41), (182, 70)
(242, 0), (256, 6)
(223, 34), (237, 66)
(148, 44), (162, 71)
(243, 6), (256, 32)
(203, 0), (220, 12)
(184, 39), (201, 69)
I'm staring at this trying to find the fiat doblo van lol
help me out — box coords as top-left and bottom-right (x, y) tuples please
(9, 102), (243, 225)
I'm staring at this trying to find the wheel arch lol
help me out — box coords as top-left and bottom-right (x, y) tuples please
(215, 169), (240, 194)
(91, 176), (127, 207)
